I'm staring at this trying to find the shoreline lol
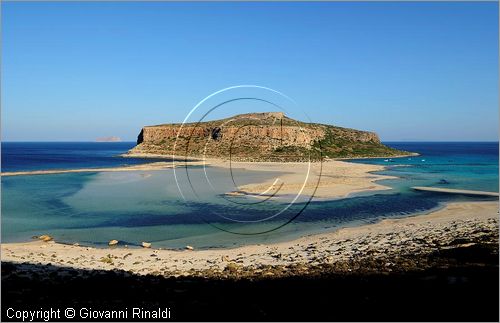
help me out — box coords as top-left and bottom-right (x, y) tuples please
(2, 200), (497, 277)
(412, 186), (499, 197)
(121, 151), (420, 160)
(335, 151), (420, 160)
(3, 201), (498, 322)
(0, 161), (180, 177)
(0, 150), (420, 177)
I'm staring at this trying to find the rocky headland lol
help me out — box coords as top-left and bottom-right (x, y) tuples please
(126, 112), (414, 161)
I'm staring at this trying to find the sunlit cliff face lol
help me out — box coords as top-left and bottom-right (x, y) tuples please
(128, 112), (401, 161)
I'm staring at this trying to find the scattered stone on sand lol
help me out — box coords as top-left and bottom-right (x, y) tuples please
(38, 235), (53, 242)
(224, 262), (241, 273)
(142, 242), (152, 248)
(1, 201), (497, 279)
(100, 255), (114, 264)
(108, 240), (119, 246)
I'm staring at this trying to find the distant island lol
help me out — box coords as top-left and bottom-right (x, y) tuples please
(96, 136), (122, 142)
(126, 112), (414, 161)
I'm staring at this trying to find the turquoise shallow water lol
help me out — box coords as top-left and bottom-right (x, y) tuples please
(350, 142), (499, 193)
(1, 142), (498, 248)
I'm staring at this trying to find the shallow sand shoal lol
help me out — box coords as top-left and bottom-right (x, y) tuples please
(0, 161), (181, 176)
(412, 186), (499, 197)
(2, 201), (498, 276)
(205, 158), (395, 200)
(1, 159), (394, 200)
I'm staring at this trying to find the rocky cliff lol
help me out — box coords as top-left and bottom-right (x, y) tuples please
(127, 112), (411, 161)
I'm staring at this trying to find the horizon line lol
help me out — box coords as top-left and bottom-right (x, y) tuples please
(1, 140), (499, 143)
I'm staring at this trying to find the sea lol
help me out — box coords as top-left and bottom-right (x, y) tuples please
(1, 142), (498, 249)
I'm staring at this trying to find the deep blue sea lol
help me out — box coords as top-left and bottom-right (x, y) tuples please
(1, 142), (498, 248)
(1, 142), (167, 172)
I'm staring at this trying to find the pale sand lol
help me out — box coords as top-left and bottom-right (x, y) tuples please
(0, 161), (180, 177)
(1, 159), (393, 200)
(206, 158), (394, 200)
(2, 201), (498, 276)
(412, 186), (499, 197)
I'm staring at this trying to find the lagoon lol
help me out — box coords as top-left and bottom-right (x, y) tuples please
(1, 142), (498, 249)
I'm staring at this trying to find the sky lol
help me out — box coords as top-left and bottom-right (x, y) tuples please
(2, 2), (498, 142)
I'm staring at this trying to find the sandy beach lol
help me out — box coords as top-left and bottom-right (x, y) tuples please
(2, 201), (497, 277)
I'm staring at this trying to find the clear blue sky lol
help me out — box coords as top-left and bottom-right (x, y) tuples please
(2, 2), (498, 141)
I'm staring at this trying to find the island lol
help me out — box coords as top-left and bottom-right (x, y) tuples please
(125, 112), (416, 160)
(95, 136), (122, 142)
